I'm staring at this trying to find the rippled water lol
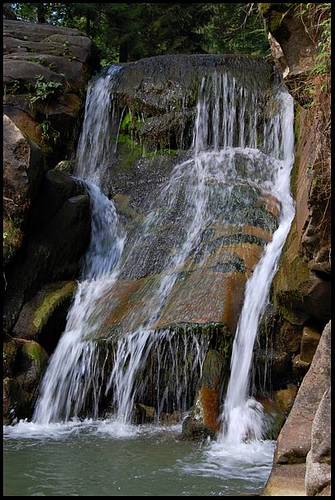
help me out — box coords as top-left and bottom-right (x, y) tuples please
(4, 421), (274, 496)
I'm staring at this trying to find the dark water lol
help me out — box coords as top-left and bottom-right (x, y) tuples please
(3, 421), (274, 496)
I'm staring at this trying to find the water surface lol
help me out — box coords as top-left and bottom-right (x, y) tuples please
(4, 421), (274, 496)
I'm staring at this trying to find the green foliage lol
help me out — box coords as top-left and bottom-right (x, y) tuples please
(40, 120), (61, 145)
(201, 3), (270, 57)
(294, 3), (331, 76)
(9, 3), (269, 64)
(29, 75), (62, 104)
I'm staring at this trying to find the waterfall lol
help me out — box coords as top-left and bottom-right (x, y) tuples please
(33, 66), (126, 423)
(33, 61), (294, 433)
(220, 90), (295, 443)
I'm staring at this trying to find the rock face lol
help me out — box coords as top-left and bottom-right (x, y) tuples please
(260, 5), (331, 494)
(275, 321), (330, 464)
(3, 19), (96, 262)
(3, 19), (96, 424)
(305, 387), (331, 496)
(263, 321), (331, 495)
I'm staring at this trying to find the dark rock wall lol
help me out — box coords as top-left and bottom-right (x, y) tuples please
(3, 19), (97, 423)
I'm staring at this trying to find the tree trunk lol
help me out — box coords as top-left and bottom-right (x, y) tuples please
(37, 4), (46, 23)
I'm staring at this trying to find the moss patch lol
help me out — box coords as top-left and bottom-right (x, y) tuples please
(3, 217), (24, 264)
(272, 222), (312, 324)
(21, 340), (48, 370)
(33, 281), (77, 332)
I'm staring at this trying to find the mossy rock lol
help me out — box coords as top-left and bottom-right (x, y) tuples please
(272, 221), (312, 324)
(3, 217), (24, 265)
(33, 281), (77, 332)
(13, 281), (77, 340)
(21, 340), (48, 370)
(54, 159), (75, 174)
(3, 341), (19, 377)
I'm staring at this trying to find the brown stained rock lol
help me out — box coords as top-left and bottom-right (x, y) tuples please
(305, 387), (331, 496)
(274, 321), (330, 464)
(3, 106), (43, 147)
(199, 387), (220, 433)
(256, 193), (281, 219)
(300, 326), (321, 364)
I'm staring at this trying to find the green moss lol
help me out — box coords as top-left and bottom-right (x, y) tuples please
(3, 217), (23, 264)
(54, 160), (75, 174)
(22, 341), (48, 369)
(116, 136), (143, 170)
(33, 281), (77, 332)
(272, 222), (312, 324)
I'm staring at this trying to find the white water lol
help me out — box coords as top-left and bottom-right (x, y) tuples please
(220, 90), (295, 444)
(33, 66), (126, 423)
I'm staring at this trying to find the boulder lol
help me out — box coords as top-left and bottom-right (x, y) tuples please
(305, 387), (331, 496)
(3, 19), (98, 163)
(3, 340), (48, 423)
(274, 321), (330, 464)
(13, 281), (77, 349)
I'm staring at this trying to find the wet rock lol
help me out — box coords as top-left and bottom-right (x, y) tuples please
(3, 340), (48, 423)
(292, 354), (310, 378)
(3, 340), (19, 378)
(305, 387), (331, 496)
(54, 159), (75, 175)
(182, 414), (215, 441)
(28, 169), (85, 230)
(133, 403), (156, 424)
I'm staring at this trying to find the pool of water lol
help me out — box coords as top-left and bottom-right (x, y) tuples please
(3, 420), (275, 496)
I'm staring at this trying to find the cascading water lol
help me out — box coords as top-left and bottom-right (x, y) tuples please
(220, 89), (295, 444)
(33, 66), (126, 423)
(32, 60), (294, 442)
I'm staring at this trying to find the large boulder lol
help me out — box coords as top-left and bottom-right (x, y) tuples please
(3, 339), (48, 423)
(305, 387), (331, 496)
(275, 321), (330, 464)
(3, 19), (98, 163)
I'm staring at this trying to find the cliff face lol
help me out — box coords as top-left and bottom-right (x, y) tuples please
(3, 19), (97, 423)
(259, 4), (331, 496)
